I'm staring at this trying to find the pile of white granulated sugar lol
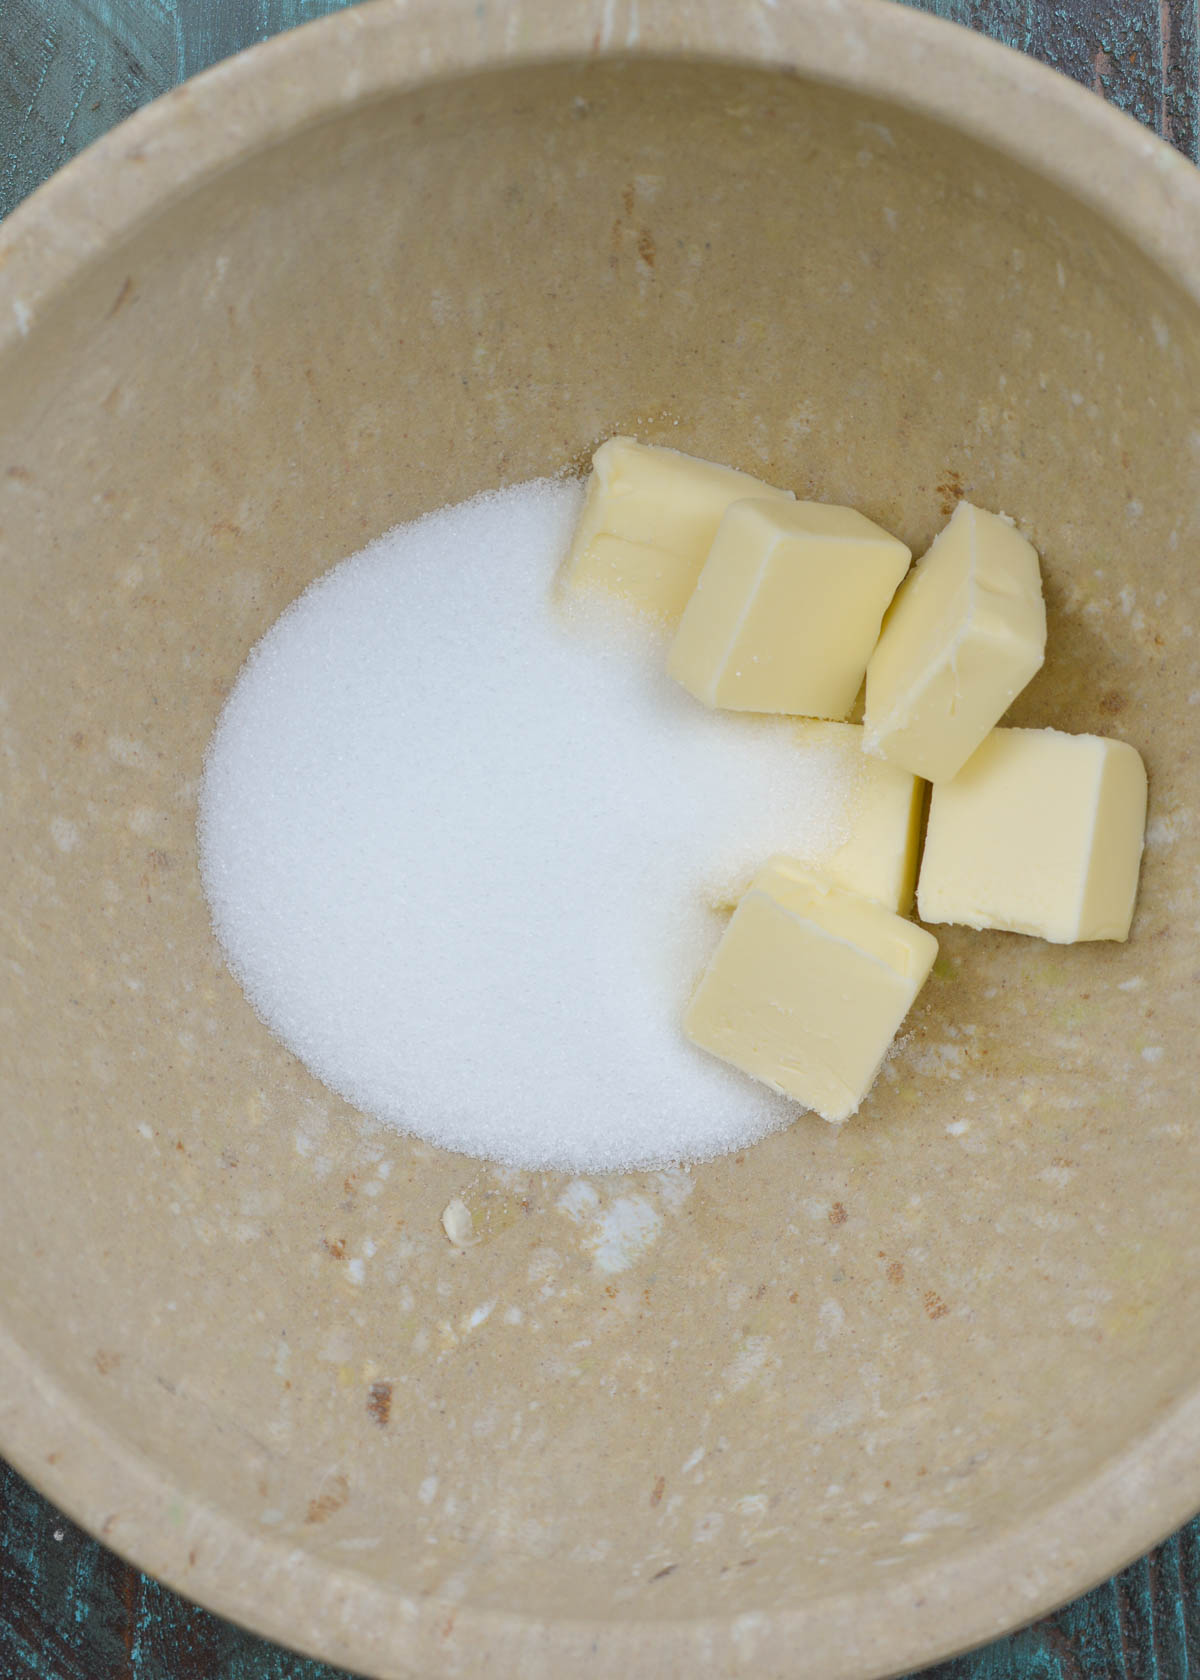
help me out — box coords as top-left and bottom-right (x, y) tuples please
(198, 478), (864, 1171)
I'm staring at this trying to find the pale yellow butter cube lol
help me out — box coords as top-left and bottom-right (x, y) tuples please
(668, 499), (911, 718)
(685, 857), (938, 1122)
(917, 727), (1147, 942)
(562, 436), (792, 624)
(799, 722), (926, 913)
(863, 502), (1046, 782)
(705, 723), (925, 914)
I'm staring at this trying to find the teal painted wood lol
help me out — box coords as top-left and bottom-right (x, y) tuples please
(902, 0), (1200, 156)
(2, 2), (1200, 1676)
(0, 0), (363, 219)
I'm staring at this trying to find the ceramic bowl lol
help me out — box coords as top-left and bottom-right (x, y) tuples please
(3, 2), (1200, 1674)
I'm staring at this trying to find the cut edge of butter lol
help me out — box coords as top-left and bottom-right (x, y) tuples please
(862, 501), (1047, 782)
(684, 855), (938, 1122)
(667, 498), (911, 718)
(916, 726), (1148, 943)
(702, 722), (927, 915)
(753, 856), (938, 980)
(560, 436), (794, 625)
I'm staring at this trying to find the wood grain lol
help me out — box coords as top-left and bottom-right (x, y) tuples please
(2, 1), (1200, 1676)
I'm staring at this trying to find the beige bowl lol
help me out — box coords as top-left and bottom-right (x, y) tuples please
(3, 2), (1200, 1674)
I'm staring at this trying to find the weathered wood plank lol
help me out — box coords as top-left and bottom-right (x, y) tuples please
(174, 0), (358, 83)
(0, 1459), (346, 1677)
(0, 0), (177, 217)
(910, 0), (1200, 159)
(0, 0), (361, 221)
(1163, 0), (1200, 157)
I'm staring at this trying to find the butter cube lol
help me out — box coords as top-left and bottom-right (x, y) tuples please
(668, 499), (911, 718)
(800, 722), (926, 913)
(863, 502), (1046, 782)
(705, 723), (925, 914)
(918, 727), (1147, 942)
(685, 858), (938, 1122)
(563, 437), (793, 624)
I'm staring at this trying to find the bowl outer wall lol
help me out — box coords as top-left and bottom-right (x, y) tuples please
(2, 1), (1200, 1676)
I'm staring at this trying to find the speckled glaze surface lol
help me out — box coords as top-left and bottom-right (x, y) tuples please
(2, 3), (1200, 1676)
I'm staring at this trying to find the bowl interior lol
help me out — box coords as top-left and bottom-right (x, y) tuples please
(3, 42), (1200, 1678)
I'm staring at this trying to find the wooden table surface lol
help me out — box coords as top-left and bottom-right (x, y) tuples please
(2, 2), (1199, 1676)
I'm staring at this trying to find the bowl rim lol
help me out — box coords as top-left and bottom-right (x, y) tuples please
(3, 1), (1200, 1675)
